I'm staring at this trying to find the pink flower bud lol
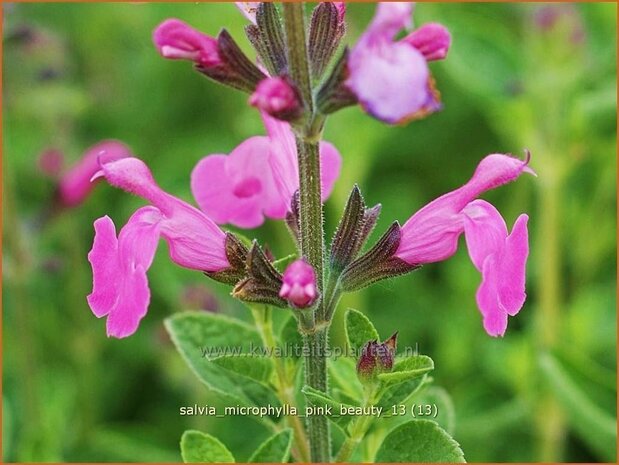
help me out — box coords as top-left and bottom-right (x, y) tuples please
(153, 19), (221, 67)
(279, 259), (318, 308)
(402, 23), (452, 62)
(333, 2), (346, 24)
(249, 77), (303, 121)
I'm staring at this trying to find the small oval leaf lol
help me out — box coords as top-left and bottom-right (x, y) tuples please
(375, 420), (465, 463)
(180, 430), (235, 463)
(248, 429), (293, 463)
(345, 308), (380, 353)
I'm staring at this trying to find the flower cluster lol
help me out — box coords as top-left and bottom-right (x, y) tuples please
(85, 2), (532, 340)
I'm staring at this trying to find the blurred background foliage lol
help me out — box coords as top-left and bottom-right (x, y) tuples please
(3, 2), (616, 462)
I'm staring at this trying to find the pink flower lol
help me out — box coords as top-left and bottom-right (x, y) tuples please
(462, 200), (529, 337)
(249, 76), (303, 121)
(58, 140), (132, 207)
(346, 2), (451, 124)
(153, 19), (221, 67)
(38, 148), (64, 178)
(191, 112), (342, 228)
(279, 259), (318, 308)
(88, 157), (229, 338)
(395, 153), (534, 336)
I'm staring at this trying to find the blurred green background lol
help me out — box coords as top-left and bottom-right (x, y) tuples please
(3, 2), (616, 462)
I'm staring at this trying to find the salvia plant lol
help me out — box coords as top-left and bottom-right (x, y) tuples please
(85, 2), (534, 463)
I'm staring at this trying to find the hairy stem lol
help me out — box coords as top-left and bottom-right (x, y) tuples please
(283, 3), (331, 461)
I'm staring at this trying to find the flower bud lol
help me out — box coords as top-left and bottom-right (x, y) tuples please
(279, 259), (318, 308)
(402, 23), (452, 62)
(356, 332), (398, 381)
(249, 76), (303, 121)
(153, 19), (221, 67)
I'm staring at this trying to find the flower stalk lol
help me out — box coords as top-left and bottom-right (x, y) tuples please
(283, 3), (331, 461)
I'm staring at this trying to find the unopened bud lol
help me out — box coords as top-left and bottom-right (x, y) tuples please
(279, 259), (318, 308)
(402, 23), (452, 62)
(153, 19), (221, 67)
(249, 76), (303, 121)
(356, 332), (398, 381)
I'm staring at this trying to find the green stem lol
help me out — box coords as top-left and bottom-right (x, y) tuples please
(251, 307), (310, 462)
(334, 387), (378, 462)
(283, 3), (332, 462)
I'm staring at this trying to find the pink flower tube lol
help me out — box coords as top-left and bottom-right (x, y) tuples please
(395, 153), (534, 336)
(87, 157), (229, 338)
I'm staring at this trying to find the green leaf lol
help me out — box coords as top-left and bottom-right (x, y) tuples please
(248, 429), (293, 463)
(417, 386), (456, 436)
(375, 420), (466, 463)
(211, 354), (274, 383)
(328, 356), (364, 402)
(345, 308), (380, 353)
(378, 355), (434, 385)
(165, 312), (281, 419)
(180, 430), (235, 463)
(377, 375), (430, 410)
(302, 385), (355, 433)
(540, 353), (617, 462)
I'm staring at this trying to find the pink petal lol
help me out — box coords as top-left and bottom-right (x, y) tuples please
(348, 42), (431, 124)
(462, 200), (508, 271)
(87, 216), (121, 318)
(498, 214), (529, 315)
(191, 152), (266, 228)
(319, 141), (342, 201)
(191, 138), (281, 228)
(403, 23), (452, 61)
(365, 2), (413, 41)
(58, 140), (132, 207)
(105, 264), (151, 338)
(263, 112), (299, 208)
(226, 136), (285, 223)
(476, 255), (508, 337)
(117, 206), (162, 270)
(191, 154), (239, 225)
